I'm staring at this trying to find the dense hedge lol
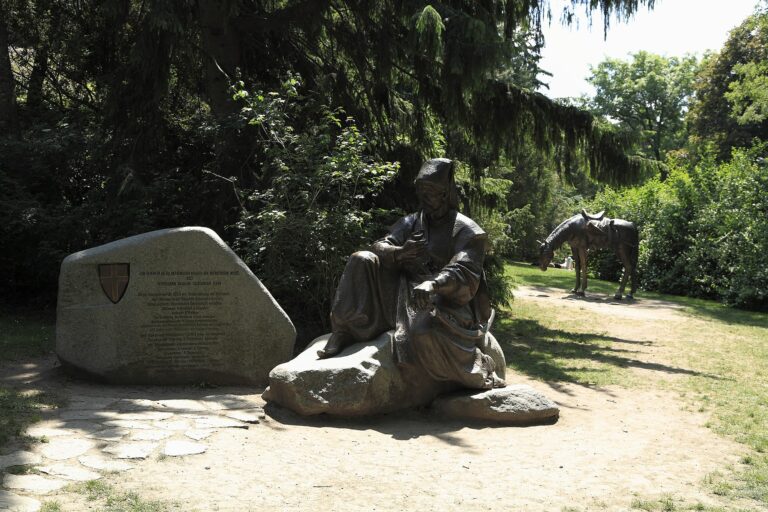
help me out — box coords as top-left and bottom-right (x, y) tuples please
(586, 145), (768, 310)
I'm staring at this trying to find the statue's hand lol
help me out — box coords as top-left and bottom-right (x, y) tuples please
(412, 280), (436, 310)
(396, 231), (427, 264)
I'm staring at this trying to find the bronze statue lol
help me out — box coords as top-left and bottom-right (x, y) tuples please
(538, 210), (639, 299)
(317, 158), (505, 390)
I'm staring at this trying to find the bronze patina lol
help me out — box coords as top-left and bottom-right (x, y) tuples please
(538, 210), (639, 299)
(317, 158), (505, 390)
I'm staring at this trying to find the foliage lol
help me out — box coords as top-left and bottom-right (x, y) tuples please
(230, 79), (399, 338)
(586, 145), (768, 310)
(587, 51), (699, 166)
(687, 8), (768, 159)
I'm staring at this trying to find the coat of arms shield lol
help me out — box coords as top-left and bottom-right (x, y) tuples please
(98, 263), (130, 304)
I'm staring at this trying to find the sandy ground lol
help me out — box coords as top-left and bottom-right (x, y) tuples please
(0, 287), (750, 512)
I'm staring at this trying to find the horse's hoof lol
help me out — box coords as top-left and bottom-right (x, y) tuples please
(570, 289), (578, 294)
(614, 294), (623, 300)
(626, 294), (634, 300)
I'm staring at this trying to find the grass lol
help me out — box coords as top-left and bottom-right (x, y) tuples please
(503, 261), (768, 509)
(0, 307), (55, 361)
(67, 480), (173, 512)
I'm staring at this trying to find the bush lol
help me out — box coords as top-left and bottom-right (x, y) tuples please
(585, 144), (768, 310)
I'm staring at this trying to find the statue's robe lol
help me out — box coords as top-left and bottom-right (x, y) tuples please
(329, 209), (498, 389)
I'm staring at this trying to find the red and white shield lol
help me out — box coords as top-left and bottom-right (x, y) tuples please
(98, 263), (130, 304)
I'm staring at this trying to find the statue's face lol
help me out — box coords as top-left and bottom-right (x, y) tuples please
(416, 182), (449, 219)
(538, 243), (554, 271)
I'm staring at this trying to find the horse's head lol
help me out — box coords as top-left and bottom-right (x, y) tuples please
(538, 240), (554, 271)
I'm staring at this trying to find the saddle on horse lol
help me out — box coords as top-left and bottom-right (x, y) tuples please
(585, 212), (616, 246)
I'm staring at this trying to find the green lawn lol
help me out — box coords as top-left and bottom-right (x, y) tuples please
(501, 261), (768, 510)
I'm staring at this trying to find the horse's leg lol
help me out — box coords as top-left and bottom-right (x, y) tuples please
(577, 247), (588, 296)
(628, 244), (638, 299)
(615, 247), (630, 300)
(571, 246), (580, 294)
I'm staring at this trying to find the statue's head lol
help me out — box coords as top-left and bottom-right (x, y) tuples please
(414, 158), (458, 220)
(538, 240), (554, 271)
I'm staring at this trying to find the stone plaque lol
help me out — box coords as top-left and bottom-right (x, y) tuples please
(56, 227), (296, 385)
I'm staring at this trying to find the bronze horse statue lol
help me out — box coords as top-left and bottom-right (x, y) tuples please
(538, 210), (639, 299)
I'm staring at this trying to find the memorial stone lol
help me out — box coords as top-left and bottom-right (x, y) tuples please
(57, 227), (295, 385)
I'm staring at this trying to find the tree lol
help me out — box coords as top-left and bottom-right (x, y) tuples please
(688, 7), (768, 159)
(0, 0), (16, 135)
(586, 51), (698, 168)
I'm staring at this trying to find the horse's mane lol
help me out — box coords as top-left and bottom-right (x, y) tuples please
(545, 214), (580, 248)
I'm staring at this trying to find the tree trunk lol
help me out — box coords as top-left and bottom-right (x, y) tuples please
(197, 0), (241, 119)
(0, 3), (17, 135)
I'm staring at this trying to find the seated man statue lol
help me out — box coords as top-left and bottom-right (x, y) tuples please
(317, 158), (506, 390)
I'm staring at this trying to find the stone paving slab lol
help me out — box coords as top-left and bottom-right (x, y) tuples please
(39, 438), (94, 461)
(0, 451), (42, 470)
(0, 490), (41, 512)
(37, 463), (102, 482)
(24, 427), (75, 439)
(162, 441), (207, 457)
(78, 455), (133, 473)
(156, 399), (209, 412)
(102, 442), (158, 459)
(184, 429), (215, 441)
(2, 474), (67, 495)
(224, 410), (262, 424)
(89, 427), (130, 442)
(102, 419), (155, 430)
(193, 417), (247, 429)
(67, 396), (119, 410)
(153, 419), (192, 431)
(128, 430), (172, 442)
(202, 394), (260, 410)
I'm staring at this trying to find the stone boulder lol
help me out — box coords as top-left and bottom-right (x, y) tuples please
(56, 227), (295, 385)
(263, 330), (507, 416)
(431, 384), (559, 425)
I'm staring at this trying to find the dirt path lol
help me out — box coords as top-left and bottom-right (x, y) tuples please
(0, 287), (747, 512)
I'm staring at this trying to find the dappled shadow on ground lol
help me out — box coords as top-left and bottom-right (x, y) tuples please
(679, 301), (768, 330)
(494, 314), (724, 386)
(262, 402), (555, 450)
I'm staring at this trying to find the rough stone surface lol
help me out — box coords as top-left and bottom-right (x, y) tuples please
(102, 442), (158, 459)
(0, 451), (42, 469)
(56, 226), (296, 385)
(431, 384), (560, 425)
(2, 474), (67, 494)
(39, 438), (94, 461)
(78, 455), (133, 472)
(0, 490), (41, 512)
(38, 464), (102, 482)
(263, 331), (458, 416)
(162, 441), (207, 457)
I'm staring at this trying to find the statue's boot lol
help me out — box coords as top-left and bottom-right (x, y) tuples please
(317, 332), (354, 359)
(491, 372), (506, 388)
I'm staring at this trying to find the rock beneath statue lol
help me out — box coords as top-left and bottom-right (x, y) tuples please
(264, 331), (466, 416)
(56, 227), (295, 385)
(431, 384), (559, 425)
